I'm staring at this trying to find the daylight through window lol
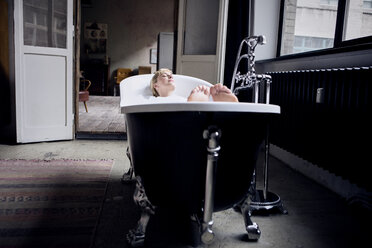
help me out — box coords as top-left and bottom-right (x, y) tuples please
(280, 0), (372, 56)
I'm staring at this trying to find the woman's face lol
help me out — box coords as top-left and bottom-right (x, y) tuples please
(154, 72), (175, 97)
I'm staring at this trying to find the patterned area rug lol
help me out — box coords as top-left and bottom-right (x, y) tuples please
(0, 159), (113, 248)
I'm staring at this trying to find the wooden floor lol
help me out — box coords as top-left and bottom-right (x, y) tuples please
(78, 96), (125, 133)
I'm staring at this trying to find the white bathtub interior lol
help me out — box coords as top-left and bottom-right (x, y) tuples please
(119, 74), (280, 114)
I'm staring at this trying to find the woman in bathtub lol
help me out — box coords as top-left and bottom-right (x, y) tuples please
(150, 68), (239, 102)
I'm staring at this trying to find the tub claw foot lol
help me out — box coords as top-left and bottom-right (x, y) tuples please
(126, 229), (145, 247)
(246, 222), (261, 240)
(126, 176), (155, 247)
(240, 195), (261, 241)
(122, 147), (134, 183)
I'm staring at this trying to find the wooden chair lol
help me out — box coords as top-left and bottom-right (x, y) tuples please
(114, 68), (132, 96)
(138, 66), (151, 74)
(79, 79), (91, 112)
(115, 68), (132, 85)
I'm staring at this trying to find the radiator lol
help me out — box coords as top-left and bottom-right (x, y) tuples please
(267, 67), (371, 191)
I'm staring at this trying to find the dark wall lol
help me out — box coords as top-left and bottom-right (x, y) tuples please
(0, 0), (16, 144)
(256, 45), (372, 191)
(267, 66), (372, 191)
(223, 0), (250, 89)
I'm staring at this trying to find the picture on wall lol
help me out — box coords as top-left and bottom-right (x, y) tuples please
(150, 48), (157, 64)
(84, 22), (107, 54)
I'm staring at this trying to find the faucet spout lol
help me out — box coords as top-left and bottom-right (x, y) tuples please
(245, 35), (266, 47)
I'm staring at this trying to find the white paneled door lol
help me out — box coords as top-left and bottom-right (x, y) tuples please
(176, 0), (228, 84)
(14, 0), (74, 143)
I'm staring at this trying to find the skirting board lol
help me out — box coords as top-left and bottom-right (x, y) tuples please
(269, 144), (369, 200)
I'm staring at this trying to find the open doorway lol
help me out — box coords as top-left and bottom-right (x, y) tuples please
(75, 0), (177, 138)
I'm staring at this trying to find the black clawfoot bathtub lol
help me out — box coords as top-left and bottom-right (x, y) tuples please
(120, 74), (280, 247)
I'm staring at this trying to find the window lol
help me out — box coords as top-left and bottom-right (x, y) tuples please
(293, 36), (334, 53)
(281, 0), (338, 55)
(344, 0), (372, 40)
(23, 0), (67, 48)
(183, 0), (219, 55)
(280, 0), (372, 56)
(364, 0), (372, 8)
(320, 0), (338, 5)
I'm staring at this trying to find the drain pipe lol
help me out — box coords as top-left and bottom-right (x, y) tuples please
(248, 0), (255, 76)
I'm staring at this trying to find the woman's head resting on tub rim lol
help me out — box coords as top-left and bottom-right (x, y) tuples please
(150, 68), (238, 102)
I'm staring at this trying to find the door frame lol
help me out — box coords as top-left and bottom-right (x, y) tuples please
(74, 0), (81, 132)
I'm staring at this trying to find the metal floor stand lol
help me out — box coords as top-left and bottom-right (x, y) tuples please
(229, 35), (287, 216)
(249, 125), (287, 215)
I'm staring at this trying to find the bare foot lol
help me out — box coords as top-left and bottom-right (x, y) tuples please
(210, 84), (238, 102)
(187, 85), (210, 102)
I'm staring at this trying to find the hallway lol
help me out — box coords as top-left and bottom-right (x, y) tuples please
(0, 140), (369, 247)
(78, 96), (125, 134)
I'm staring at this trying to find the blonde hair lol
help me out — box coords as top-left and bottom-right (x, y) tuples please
(150, 68), (173, 97)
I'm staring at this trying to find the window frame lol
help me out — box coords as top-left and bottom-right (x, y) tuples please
(277, 0), (372, 58)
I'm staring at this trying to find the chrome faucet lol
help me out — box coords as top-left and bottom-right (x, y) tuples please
(230, 35), (271, 104)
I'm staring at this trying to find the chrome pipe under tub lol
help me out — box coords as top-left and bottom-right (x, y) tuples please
(201, 127), (220, 244)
